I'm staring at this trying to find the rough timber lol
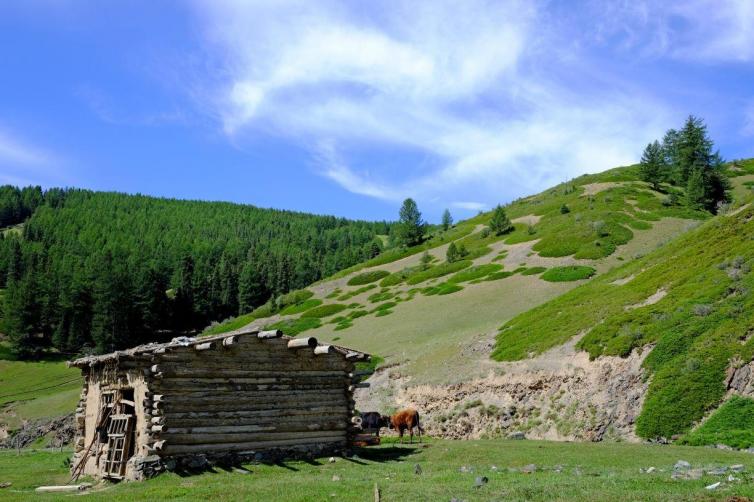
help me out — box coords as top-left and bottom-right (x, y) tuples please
(68, 329), (369, 480)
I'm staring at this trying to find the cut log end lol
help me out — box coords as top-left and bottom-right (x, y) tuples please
(288, 337), (318, 349)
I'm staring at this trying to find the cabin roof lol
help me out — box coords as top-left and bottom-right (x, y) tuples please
(68, 329), (370, 368)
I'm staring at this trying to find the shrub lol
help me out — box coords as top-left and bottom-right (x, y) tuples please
(338, 284), (377, 301)
(560, 204), (570, 214)
(371, 301), (397, 313)
(279, 298), (323, 315)
(447, 264), (503, 283)
(277, 289), (314, 309)
(368, 291), (395, 303)
(405, 260), (472, 285)
(347, 270), (390, 286)
(375, 309), (394, 317)
(379, 273), (403, 287)
(422, 282), (463, 295)
(267, 317), (321, 336)
(521, 266), (547, 276)
(680, 396), (754, 449)
(300, 303), (348, 318)
(484, 271), (514, 281)
(541, 266), (596, 282)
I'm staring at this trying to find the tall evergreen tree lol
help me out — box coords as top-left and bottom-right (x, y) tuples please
(446, 242), (460, 263)
(238, 262), (269, 314)
(686, 168), (707, 210)
(488, 205), (513, 235)
(441, 209), (453, 231)
(395, 198), (425, 247)
(639, 140), (666, 191)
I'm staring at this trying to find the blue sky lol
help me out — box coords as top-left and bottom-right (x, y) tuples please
(1, 1), (754, 222)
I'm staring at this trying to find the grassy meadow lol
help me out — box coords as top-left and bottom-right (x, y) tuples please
(3, 439), (754, 501)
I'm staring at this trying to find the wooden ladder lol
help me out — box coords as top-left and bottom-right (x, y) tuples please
(104, 414), (133, 479)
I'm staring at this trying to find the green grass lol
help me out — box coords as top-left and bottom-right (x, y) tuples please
(0, 345), (81, 431)
(493, 201), (754, 440)
(5, 440), (754, 501)
(680, 396), (754, 449)
(405, 260), (472, 285)
(347, 270), (390, 286)
(367, 290), (395, 303)
(202, 312), (257, 335)
(447, 264), (503, 284)
(337, 284), (377, 301)
(300, 303), (349, 319)
(540, 266), (596, 282)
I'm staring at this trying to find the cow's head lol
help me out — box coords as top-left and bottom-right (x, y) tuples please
(382, 415), (392, 429)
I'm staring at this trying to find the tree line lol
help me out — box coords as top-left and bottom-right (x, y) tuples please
(639, 115), (730, 212)
(0, 187), (391, 358)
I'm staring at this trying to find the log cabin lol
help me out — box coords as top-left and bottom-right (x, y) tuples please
(67, 329), (370, 480)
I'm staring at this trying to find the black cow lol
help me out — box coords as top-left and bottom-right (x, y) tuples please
(359, 411), (389, 436)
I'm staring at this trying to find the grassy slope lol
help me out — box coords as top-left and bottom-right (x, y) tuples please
(210, 163), (704, 384)
(4, 440), (754, 501)
(493, 175), (754, 439)
(0, 342), (80, 432)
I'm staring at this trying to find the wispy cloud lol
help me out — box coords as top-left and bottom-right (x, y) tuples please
(0, 129), (51, 166)
(0, 127), (68, 186)
(190, 0), (744, 213)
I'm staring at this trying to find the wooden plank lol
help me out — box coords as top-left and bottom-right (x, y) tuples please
(162, 435), (346, 454)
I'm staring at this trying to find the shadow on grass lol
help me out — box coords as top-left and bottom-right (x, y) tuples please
(353, 445), (421, 463)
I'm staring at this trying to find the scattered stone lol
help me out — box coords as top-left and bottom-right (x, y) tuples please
(643, 467), (656, 474)
(490, 465), (498, 472)
(673, 460), (691, 471)
(459, 466), (473, 473)
(746, 448), (754, 454)
(553, 465), (564, 473)
(414, 464), (422, 475)
(705, 481), (721, 490)
(328, 457), (336, 463)
(716, 444), (734, 451)
(728, 474), (738, 482)
(707, 467), (727, 476)
(573, 467), (583, 476)
(508, 431), (526, 440)
(521, 464), (536, 474)
(0, 482), (11, 489)
(473, 476), (489, 488)
(332, 475), (341, 482)
(450, 498), (466, 502)
(731, 464), (745, 473)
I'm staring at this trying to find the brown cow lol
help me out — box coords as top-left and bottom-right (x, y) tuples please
(388, 408), (424, 443)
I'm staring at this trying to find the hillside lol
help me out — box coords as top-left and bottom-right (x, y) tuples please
(0, 187), (391, 357)
(203, 159), (754, 444)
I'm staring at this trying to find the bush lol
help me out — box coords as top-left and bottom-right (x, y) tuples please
(347, 270), (390, 286)
(422, 282), (464, 296)
(277, 289), (314, 309)
(447, 264), (503, 283)
(266, 317), (322, 336)
(520, 266), (547, 276)
(680, 396), (754, 448)
(560, 204), (570, 214)
(371, 301), (397, 313)
(279, 298), (323, 315)
(300, 303), (349, 318)
(484, 271), (514, 281)
(368, 291), (395, 303)
(337, 284), (377, 301)
(405, 260), (472, 285)
(541, 266), (596, 282)
(379, 273), (404, 287)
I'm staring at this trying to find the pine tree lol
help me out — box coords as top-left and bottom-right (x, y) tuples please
(639, 140), (665, 191)
(395, 198), (425, 247)
(441, 209), (453, 231)
(446, 242), (459, 263)
(488, 205), (513, 235)
(686, 169), (706, 210)
(238, 262), (269, 314)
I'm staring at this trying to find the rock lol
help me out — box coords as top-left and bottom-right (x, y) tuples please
(459, 465), (473, 473)
(707, 467), (727, 476)
(0, 482), (11, 489)
(705, 481), (721, 490)
(716, 443), (733, 450)
(473, 476), (488, 488)
(490, 465), (498, 472)
(731, 464), (745, 472)
(332, 475), (341, 482)
(553, 465), (563, 473)
(673, 460), (691, 471)
(164, 459), (177, 471)
(508, 431), (526, 440)
(232, 467), (251, 475)
(644, 466), (656, 474)
(521, 464), (536, 474)
(687, 469), (703, 480)
(414, 464), (422, 475)
(328, 457), (336, 463)
(728, 474), (738, 482)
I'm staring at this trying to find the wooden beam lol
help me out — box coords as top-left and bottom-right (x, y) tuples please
(194, 342), (214, 351)
(314, 345), (332, 355)
(288, 337), (318, 349)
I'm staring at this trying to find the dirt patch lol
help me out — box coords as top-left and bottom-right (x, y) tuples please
(580, 182), (619, 197)
(512, 214), (542, 226)
(624, 288), (667, 311)
(357, 334), (649, 442)
(0, 413), (74, 449)
(728, 203), (751, 217)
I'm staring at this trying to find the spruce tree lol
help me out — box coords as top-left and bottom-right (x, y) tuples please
(686, 169), (706, 210)
(441, 209), (453, 231)
(639, 140), (665, 191)
(396, 198), (425, 247)
(488, 205), (513, 235)
(446, 242), (459, 263)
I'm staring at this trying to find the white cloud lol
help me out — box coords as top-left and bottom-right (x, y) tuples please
(192, 0), (673, 211)
(0, 129), (51, 166)
(452, 201), (487, 211)
(0, 127), (69, 186)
